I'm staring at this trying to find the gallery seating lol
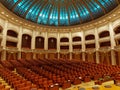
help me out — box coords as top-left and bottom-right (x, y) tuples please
(0, 59), (120, 89)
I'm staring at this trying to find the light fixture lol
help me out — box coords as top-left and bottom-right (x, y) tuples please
(12, 18), (14, 20)
(1, 12), (4, 14)
(113, 14), (116, 16)
(6, 15), (8, 17)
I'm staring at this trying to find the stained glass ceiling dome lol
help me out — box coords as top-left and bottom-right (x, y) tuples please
(1, 0), (120, 26)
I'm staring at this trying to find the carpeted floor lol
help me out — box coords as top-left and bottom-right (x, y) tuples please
(61, 80), (120, 90)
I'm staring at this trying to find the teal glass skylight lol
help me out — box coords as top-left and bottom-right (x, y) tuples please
(1, 0), (119, 26)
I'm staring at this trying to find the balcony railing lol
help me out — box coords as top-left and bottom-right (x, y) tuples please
(21, 48), (32, 52)
(85, 48), (96, 53)
(98, 46), (111, 52)
(60, 49), (69, 54)
(6, 46), (18, 52)
(47, 49), (57, 53)
(33, 49), (46, 53)
(73, 49), (82, 53)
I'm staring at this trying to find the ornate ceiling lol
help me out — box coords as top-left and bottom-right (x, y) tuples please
(0, 0), (120, 26)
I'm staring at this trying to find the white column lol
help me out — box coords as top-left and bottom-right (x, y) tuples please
(57, 33), (60, 59)
(108, 22), (116, 65)
(95, 28), (100, 63)
(44, 32), (48, 58)
(31, 30), (36, 59)
(1, 20), (8, 60)
(69, 32), (72, 60)
(81, 31), (85, 61)
(31, 30), (36, 49)
(17, 26), (22, 59)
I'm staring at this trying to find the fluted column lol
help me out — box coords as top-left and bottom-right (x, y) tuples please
(57, 33), (60, 59)
(1, 20), (8, 60)
(69, 32), (72, 60)
(95, 28), (100, 63)
(44, 32), (48, 58)
(109, 22), (116, 65)
(81, 31), (85, 61)
(17, 26), (22, 59)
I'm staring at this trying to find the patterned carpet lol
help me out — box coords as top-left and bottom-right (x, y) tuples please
(61, 80), (120, 90)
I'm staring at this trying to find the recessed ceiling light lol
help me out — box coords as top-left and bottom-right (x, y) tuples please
(94, 22), (98, 25)
(103, 19), (105, 21)
(6, 15), (8, 17)
(109, 17), (111, 19)
(16, 20), (18, 22)
(1, 12), (4, 14)
(113, 14), (116, 16)
(12, 18), (14, 20)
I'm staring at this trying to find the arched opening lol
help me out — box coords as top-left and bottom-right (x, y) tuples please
(35, 36), (44, 49)
(48, 37), (57, 49)
(6, 40), (17, 60)
(47, 38), (57, 60)
(60, 37), (69, 42)
(60, 46), (69, 50)
(22, 34), (31, 48)
(99, 31), (110, 38)
(73, 45), (82, 49)
(7, 30), (18, 37)
(114, 26), (120, 45)
(114, 26), (120, 34)
(6, 41), (17, 47)
(72, 36), (81, 42)
(86, 43), (95, 48)
(100, 41), (111, 47)
(85, 34), (95, 40)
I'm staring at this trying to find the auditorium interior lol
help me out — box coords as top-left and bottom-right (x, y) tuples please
(0, 0), (120, 90)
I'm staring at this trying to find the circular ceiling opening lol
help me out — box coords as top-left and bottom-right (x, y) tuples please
(1, 0), (119, 26)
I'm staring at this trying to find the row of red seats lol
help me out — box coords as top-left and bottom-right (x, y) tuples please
(16, 67), (59, 90)
(1, 59), (120, 89)
(0, 82), (10, 90)
(0, 67), (41, 90)
(30, 66), (72, 89)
